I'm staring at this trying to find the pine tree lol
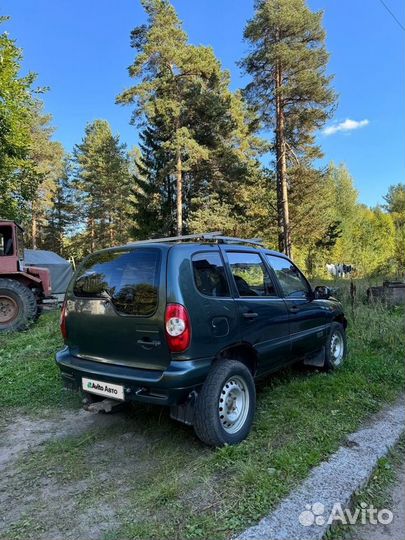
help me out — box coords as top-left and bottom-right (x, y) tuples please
(73, 120), (133, 251)
(241, 0), (336, 257)
(288, 165), (336, 273)
(129, 121), (177, 239)
(383, 184), (405, 219)
(43, 157), (77, 256)
(117, 0), (206, 234)
(26, 101), (65, 248)
(117, 0), (265, 237)
(188, 89), (267, 224)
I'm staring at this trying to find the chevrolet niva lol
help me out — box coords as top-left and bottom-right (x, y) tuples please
(56, 233), (347, 446)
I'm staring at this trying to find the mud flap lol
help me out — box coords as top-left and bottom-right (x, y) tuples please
(303, 346), (325, 367)
(170, 391), (197, 426)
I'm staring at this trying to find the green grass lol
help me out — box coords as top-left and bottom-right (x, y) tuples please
(1, 279), (404, 540)
(0, 310), (80, 415)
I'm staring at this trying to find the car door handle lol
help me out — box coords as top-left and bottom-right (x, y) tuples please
(137, 339), (161, 348)
(288, 305), (299, 313)
(243, 312), (259, 319)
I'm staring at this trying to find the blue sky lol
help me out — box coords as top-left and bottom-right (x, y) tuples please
(2, 0), (404, 206)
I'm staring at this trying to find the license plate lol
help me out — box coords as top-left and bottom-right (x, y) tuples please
(82, 377), (124, 400)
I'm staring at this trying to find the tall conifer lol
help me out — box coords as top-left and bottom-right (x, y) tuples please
(241, 0), (336, 256)
(118, 0), (264, 236)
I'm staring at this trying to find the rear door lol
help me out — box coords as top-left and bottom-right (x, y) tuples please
(265, 254), (327, 357)
(222, 249), (291, 375)
(65, 246), (171, 371)
(179, 248), (240, 358)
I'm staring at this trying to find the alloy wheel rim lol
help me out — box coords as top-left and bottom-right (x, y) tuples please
(218, 375), (250, 434)
(330, 331), (344, 366)
(0, 295), (18, 324)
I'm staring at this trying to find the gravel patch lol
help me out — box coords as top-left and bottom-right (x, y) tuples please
(238, 397), (405, 540)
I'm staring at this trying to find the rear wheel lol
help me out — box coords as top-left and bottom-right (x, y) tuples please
(0, 279), (38, 332)
(193, 360), (256, 447)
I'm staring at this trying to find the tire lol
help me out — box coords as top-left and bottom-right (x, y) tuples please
(193, 360), (256, 447)
(0, 278), (38, 332)
(323, 322), (347, 371)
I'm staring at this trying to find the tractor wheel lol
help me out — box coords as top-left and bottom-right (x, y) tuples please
(0, 278), (38, 332)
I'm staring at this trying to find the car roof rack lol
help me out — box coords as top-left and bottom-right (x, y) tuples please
(127, 232), (264, 247)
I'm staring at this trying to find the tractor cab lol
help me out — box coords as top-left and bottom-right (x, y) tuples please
(0, 223), (15, 255)
(0, 220), (24, 272)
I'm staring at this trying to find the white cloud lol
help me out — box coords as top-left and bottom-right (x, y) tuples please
(323, 118), (369, 136)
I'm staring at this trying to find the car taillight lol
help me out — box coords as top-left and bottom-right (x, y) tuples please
(60, 300), (68, 341)
(165, 303), (191, 353)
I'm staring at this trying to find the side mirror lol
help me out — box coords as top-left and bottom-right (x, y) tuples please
(314, 285), (331, 299)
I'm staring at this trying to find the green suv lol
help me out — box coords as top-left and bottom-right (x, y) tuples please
(56, 233), (347, 446)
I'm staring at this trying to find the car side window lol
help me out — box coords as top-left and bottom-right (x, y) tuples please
(227, 252), (277, 297)
(192, 252), (230, 297)
(266, 255), (310, 299)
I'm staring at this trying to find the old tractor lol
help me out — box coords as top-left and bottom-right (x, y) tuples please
(0, 220), (52, 332)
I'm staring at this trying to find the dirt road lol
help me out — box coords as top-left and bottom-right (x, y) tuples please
(348, 463), (405, 540)
(0, 406), (205, 540)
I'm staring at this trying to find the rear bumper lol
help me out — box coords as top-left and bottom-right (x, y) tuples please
(55, 347), (213, 405)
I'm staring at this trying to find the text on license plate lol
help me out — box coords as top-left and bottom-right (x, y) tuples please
(82, 377), (124, 400)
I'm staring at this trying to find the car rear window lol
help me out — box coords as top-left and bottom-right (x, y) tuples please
(73, 249), (161, 316)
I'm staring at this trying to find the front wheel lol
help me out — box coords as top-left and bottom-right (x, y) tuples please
(193, 360), (256, 447)
(324, 322), (347, 370)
